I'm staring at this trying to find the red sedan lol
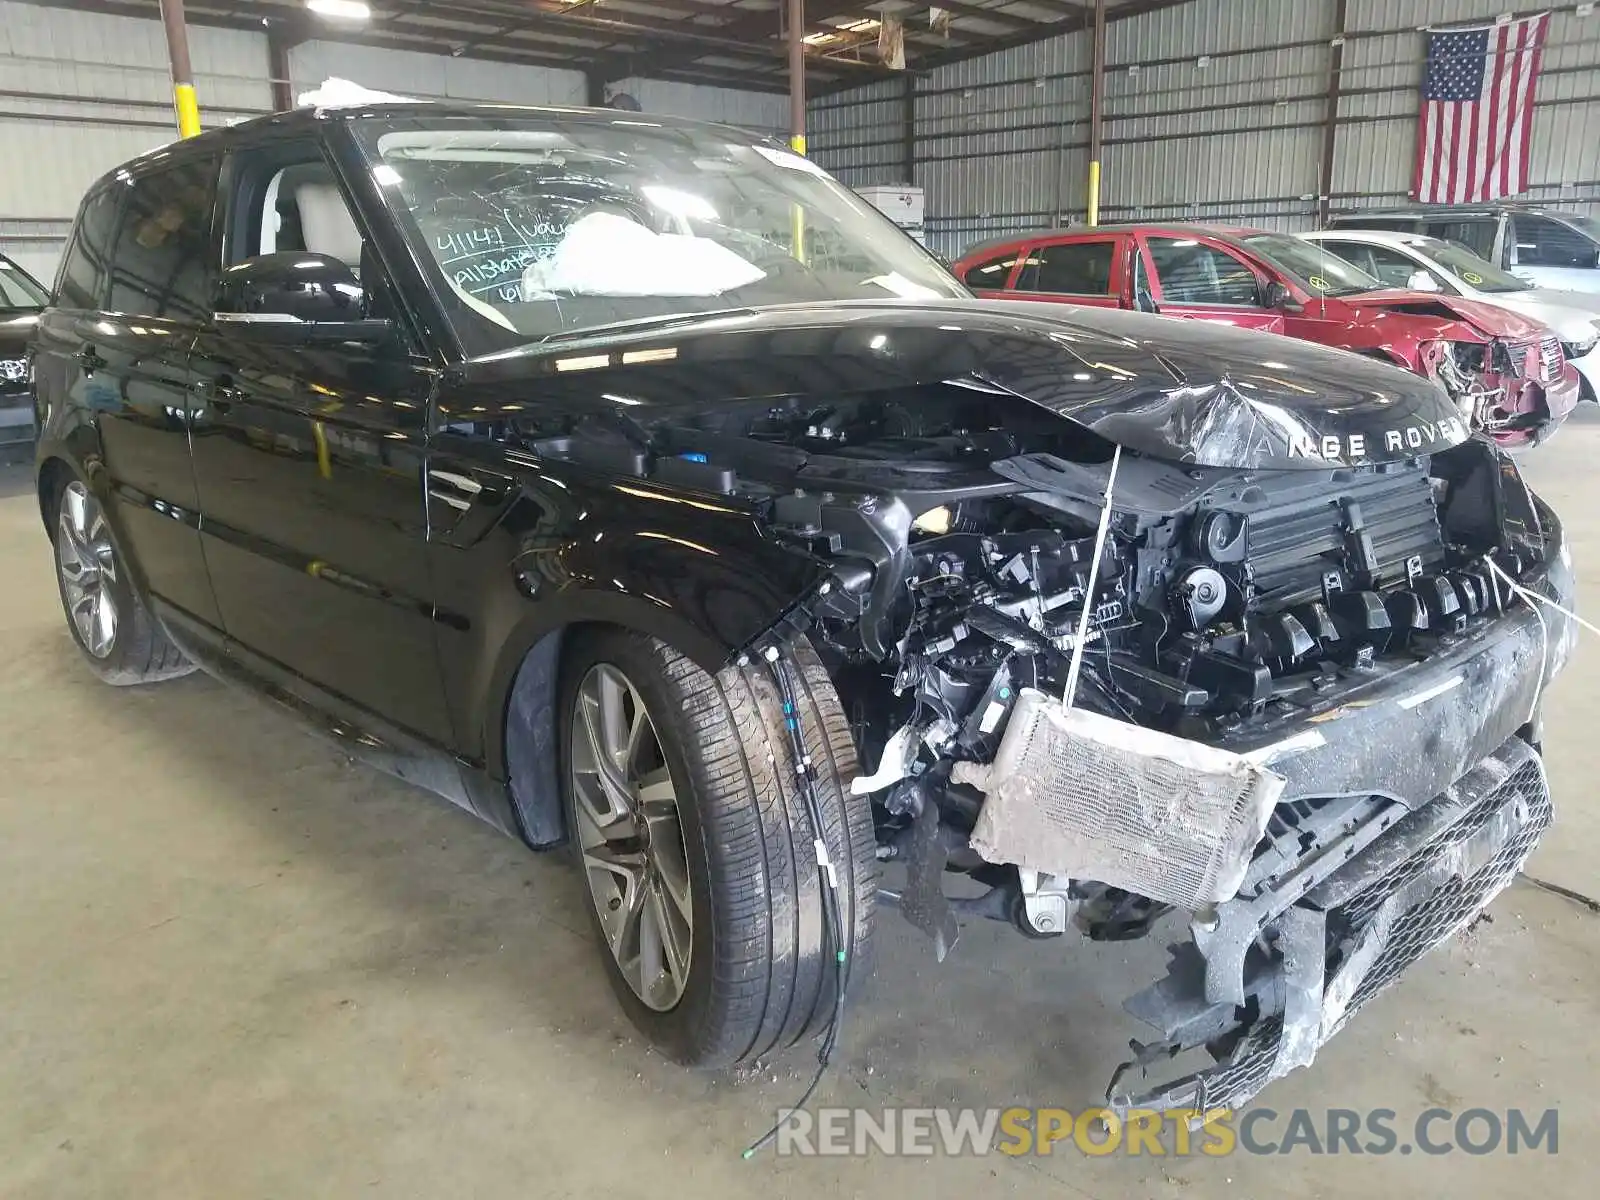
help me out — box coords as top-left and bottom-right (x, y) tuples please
(952, 224), (1579, 447)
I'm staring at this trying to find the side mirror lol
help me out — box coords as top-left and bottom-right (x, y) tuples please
(1406, 269), (1441, 292)
(1263, 280), (1300, 310)
(1135, 288), (1160, 313)
(215, 252), (392, 344)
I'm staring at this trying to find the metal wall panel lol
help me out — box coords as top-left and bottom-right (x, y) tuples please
(0, 0), (273, 274)
(287, 41), (585, 107)
(608, 77), (786, 136)
(813, 0), (1600, 259)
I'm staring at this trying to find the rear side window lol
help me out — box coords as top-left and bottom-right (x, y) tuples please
(1363, 244), (1434, 288)
(106, 158), (220, 321)
(1512, 214), (1598, 268)
(1425, 219), (1496, 260)
(1016, 240), (1115, 295)
(960, 250), (1022, 288)
(55, 188), (121, 310)
(1145, 237), (1261, 306)
(1320, 241), (1377, 277)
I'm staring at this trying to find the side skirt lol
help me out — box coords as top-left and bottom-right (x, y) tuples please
(153, 599), (528, 843)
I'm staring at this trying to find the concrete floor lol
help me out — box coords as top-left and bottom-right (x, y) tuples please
(2, 424), (1597, 1200)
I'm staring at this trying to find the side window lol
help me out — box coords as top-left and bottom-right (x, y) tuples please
(106, 158), (219, 320)
(1426, 219), (1495, 260)
(55, 188), (121, 311)
(960, 250), (1021, 289)
(1511, 214), (1599, 268)
(1322, 242), (1376, 276)
(1144, 237), (1262, 306)
(1015, 240), (1115, 295)
(1363, 245), (1433, 288)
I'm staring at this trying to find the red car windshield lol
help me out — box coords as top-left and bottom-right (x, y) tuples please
(1239, 232), (1381, 297)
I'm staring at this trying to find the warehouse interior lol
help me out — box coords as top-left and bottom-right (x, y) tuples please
(2, 1), (1599, 1196)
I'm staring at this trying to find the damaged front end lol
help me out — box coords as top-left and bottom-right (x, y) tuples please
(709, 387), (1573, 1114)
(1433, 334), (1577, 449)
(498, 300), (1575, 1113)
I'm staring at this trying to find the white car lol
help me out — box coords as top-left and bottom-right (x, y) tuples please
(1301, 228), (1600, 403)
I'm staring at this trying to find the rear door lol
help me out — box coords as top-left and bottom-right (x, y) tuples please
(34, 160), (224, 628)
(1007, 235), (1126, 310)
(957, 247), (1025, 298)
(1138, 233), (1285, 332)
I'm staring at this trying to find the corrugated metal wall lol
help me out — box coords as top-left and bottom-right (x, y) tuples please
(0, 4), (784, 281)
(608, 77), (787, 137)
(0, 0), (270, 280)
(285, 41), (584, 107)
(811, 0), (1600, 260)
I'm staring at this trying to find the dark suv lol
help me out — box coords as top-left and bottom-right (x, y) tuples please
(0, 253), (46, 462)
(31, 104), (1576, 1114)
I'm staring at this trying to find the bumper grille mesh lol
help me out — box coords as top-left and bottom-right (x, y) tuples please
(1150, 752), (1550, 1113)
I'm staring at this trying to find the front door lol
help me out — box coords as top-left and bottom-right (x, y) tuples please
(185, 139), (453, 744)
(1137, 234), (1286, 332)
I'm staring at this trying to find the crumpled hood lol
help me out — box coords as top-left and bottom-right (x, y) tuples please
(1340, 290), (1547, 341)
(463, 298), (1471, 471)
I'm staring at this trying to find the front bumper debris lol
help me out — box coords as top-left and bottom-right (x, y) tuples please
(1108, 734), (1552, 1113)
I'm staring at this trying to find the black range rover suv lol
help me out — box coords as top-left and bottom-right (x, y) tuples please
(31, 104), (1576, 1113)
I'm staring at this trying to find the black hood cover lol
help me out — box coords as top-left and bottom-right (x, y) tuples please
(463, 299), (1470, 470)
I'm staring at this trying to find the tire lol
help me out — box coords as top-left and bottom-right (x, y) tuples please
(558, 627), (878, 1068)
(50, 474), (194, 686)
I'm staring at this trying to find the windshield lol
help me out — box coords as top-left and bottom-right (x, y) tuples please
(0, 257), (46, 309)
(357, 119), (964, 353)
(1239, 232), (1381, 295)
(1410, 237), (1528, 292)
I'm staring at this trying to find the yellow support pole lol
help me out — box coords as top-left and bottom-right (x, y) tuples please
(1087, 159), (1101, 227)
(173, 83), (201, 139)
(159, 0), (201, 138)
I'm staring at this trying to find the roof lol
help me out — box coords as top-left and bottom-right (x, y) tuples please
(97, 99), (765, 184)
(50, 0), (1196, 96)
(957, 222), (1273, 260)
(1301, 229), (1438, 247)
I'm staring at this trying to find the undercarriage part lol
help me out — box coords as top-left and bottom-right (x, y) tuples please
(1016, 869), (1075, 935)
(954, 690), (1285, 910)
(1110, 735), (1551, 1113)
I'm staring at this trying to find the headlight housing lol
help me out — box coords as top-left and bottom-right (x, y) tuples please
(1561, 325), (1599, 360)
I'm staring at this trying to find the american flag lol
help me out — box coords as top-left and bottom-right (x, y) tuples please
(1414, 13), (1550, 204)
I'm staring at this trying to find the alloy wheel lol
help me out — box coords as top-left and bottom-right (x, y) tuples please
(56, 481), (118, 659)
(569, 663), (694, 1011)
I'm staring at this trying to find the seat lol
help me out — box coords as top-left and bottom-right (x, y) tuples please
(294, 181), (364, 271)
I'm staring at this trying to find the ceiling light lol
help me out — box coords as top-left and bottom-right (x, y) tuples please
(306, 0), (371, 21)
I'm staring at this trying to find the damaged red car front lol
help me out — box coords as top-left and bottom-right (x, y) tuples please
(954, 224), (1580, 448)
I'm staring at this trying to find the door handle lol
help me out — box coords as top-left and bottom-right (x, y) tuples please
(77, 346), (106, 373)
(427, 468), (484, 511)
(195, 375), (241, 408)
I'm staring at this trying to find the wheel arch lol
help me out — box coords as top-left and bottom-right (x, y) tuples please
(488, 592), (775, 849)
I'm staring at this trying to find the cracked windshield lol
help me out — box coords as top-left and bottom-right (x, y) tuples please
(367, 121), (963, 348)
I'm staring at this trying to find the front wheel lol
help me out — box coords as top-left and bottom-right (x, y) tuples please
(559, 629), (878, 1068)
(51, 476), (193, 685)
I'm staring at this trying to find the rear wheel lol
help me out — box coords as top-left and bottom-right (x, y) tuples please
(559, 628), (877, 1068)
(51, 476), (193, 685)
